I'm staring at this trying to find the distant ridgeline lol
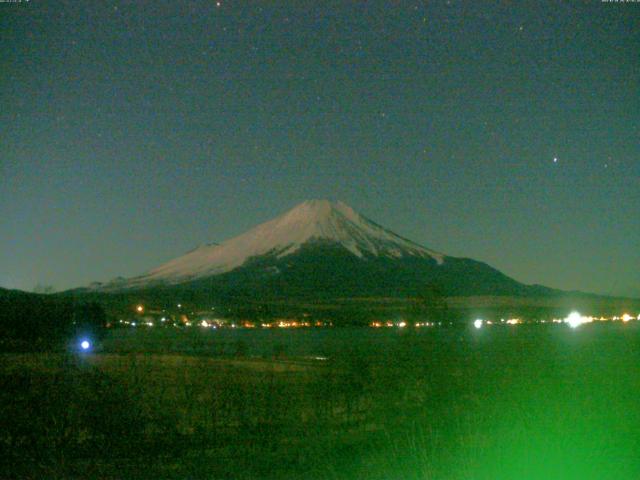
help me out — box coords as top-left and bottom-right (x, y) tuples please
(0, 288), (107, 351)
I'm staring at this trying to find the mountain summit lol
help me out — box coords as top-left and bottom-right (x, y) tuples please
(123, 200), (443, 288)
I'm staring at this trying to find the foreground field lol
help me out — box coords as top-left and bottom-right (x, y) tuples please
(2, 323), (640, 479)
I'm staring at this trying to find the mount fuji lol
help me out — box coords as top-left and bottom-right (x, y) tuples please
(94, 199), (555, 299)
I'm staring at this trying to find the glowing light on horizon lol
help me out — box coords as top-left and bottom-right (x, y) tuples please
(474, 319), (483, 329)
(565, 311), (588, 329)
(622, 313), (632, 322)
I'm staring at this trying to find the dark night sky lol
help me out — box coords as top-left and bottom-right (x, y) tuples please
(1, 1), (638, 297)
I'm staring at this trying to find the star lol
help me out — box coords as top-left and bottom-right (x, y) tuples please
(553, 157), (558, 163)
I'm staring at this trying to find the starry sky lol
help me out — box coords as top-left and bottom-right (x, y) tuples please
(1, 0), (638, 297)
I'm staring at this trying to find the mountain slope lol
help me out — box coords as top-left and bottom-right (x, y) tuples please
(173, 241), (556, 299)
(118, 200), (444, 289)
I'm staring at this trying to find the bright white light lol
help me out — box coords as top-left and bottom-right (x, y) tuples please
(566, 311), (585, 329)
(622, 313), (632, 322)
(80, 340), (90, 350)
(398, 321), (406, 328)
(474, 319), (483, 329)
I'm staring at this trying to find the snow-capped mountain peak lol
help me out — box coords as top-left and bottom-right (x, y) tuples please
(116, 200), (444, 288)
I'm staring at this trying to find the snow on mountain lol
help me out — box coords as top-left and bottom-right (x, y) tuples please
(118, 200), (444, 288)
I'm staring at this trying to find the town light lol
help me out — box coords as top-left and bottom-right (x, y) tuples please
(474, 319), (483, 329)
(566, 311), (585, 329)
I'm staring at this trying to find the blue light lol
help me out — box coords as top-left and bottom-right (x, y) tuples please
(80, 340), (90, 350)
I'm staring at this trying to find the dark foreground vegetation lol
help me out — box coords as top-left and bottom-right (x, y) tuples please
(0, 288), (107, 351)
(2, 324), (640, 479)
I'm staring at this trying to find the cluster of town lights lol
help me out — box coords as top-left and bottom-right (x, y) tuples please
(472, 311), (639, 329)
(370, 320), (440, 328)
(120, 317), (329, 329)
(124, 304), (639, 330)
(563, 311), (637, 329)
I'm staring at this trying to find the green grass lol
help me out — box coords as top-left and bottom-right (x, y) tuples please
(2, 323), (639, 479)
